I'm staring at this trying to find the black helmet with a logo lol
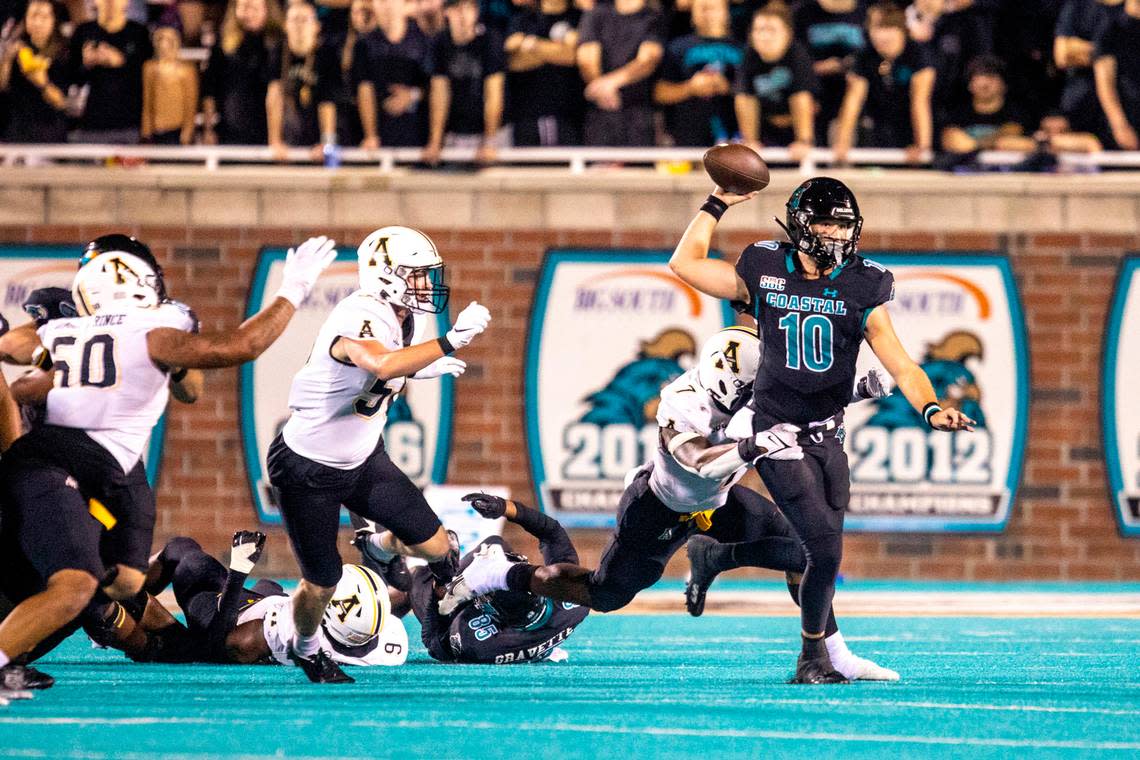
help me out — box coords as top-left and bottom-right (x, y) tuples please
(781, 177), (863, 271)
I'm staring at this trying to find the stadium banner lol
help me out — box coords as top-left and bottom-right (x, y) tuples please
(846, 254), (1029, 532)
(1104, 256), (1140, 537)
(525, 249), (736, 528)
(0, 245), (167, 485)
(241, 248), (453, 524)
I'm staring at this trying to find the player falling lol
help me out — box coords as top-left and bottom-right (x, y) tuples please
(270, 226), (490, 683)
(669, 177), (973, 683)
(443, 326), (898, 681)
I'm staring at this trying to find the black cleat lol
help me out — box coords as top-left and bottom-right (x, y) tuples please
(684, 535), (722, 617)
(289, 649), (355, 684)
(1, 664), (54, 690)
(789, 653), (849, 685)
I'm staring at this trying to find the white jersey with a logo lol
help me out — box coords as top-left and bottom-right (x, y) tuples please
(649, 367), (746, 513)
(39, 302), (196, 472)
(282, 290), (422, 469)
(236, 593), (409, 667)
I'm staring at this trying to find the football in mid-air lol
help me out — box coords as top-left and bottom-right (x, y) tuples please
(702, 144), (770, 195)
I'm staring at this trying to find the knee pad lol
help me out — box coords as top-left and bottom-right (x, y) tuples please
(585, 574), (637, 613)
(162, 536), (202, 563)
(801, 534), (843, 578)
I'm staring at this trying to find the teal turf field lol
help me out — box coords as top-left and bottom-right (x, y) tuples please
(3, 585), (1139, 760)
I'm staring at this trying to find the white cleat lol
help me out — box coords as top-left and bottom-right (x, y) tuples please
(1, 689), (33, 705)
(837, 655), (900, 682)
(437, 543), (516, 615)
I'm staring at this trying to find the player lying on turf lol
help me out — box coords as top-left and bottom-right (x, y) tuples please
(90, 532), (408, 667)
(358, 493), (588, 664)
(441, 327), (898, 681)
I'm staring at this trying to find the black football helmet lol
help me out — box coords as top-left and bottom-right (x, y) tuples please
(778, 177), (863, 271)
(22, 287), (78, 325)
(80, 234), (168, 300)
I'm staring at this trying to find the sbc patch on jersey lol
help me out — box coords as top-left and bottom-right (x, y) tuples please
(241, 248), (454, 524)
(525, 250), (734, 528)
(0, 245), (168, 482)
(1105, 257), (1140, 536)
(845, 255), (1028, 532)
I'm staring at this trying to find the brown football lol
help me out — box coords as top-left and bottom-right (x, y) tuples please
(702, 143), (770, 194)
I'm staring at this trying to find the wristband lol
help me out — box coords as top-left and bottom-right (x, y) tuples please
(170, 367), (188, 383)
(437, 334), (456, 355)
(737, 436), (762, 463)
(922, 402), (942, 428)
(700, 194), (729, 222)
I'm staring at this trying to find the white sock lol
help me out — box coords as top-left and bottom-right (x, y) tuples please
(825, 631), (852, 666)
(0, 649), (9, 668)
(465, 551), (514, 595)
(292, 632), (320, 659)
(365, 533), (397, 563)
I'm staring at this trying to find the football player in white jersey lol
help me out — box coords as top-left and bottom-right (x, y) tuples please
(95, 532), (408, 669)
(0, 235), (336, 691)
(268, 226), (490, 684)
(441, 326), (899, 681)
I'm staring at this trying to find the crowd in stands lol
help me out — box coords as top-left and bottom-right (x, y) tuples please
(0, 0), (1137, 165)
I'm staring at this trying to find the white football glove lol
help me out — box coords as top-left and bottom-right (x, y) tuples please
(275, 236), (337, 308)
(852, 367), (893, 401)
(749, 423), (803, 462)
(445, 301), (490, 350)
(229, 531), (266, 574)
(413, 356), (467, 379)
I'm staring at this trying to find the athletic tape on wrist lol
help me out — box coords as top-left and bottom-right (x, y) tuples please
(700, 194), (729, 222)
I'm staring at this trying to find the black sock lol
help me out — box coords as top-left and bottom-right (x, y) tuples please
(786, 577), (839, 637)
(505, 563), (538, 593)
(801, 634), (827, 659)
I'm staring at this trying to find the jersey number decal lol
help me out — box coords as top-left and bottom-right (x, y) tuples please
(353, 377), (393, 419)
(778, 313), (833, 373)
(52, 334), (117, 388)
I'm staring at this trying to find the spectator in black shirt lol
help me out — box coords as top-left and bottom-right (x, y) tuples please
(504, 0), (583, 146)
(1055, 0), (1121, 141)
(69, 0), (153, 143)
(926, 0), (993, 119)
(940, 54), (1030, 154)
(655, 0), (743, 146)
(833, 2), (934, 163)
(1093, 0), (1140, 149)
(329, 0), (376, 146)
(793, 0), (866, 142)
(353, 0), (434, 148)
(423, 0), (505, 164)
(734, 2), (817, 157)
(202, 0), (284, 145)
(0, 0), (69, 143)
(577, 0), (664, 146)
(269, 0), (340, 159)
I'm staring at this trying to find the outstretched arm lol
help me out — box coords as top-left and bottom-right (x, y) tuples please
(147, 237), (336, 369)
(864, 305), (974, 431)
(207, 531), (266, 661)
(668, 188), (755, 301)
(463, 494), (577, 565)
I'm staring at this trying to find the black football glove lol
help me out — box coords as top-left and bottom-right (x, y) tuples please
(462, 492), (507, 519)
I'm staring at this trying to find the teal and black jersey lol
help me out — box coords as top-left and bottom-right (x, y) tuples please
(733, 241), (894, 424)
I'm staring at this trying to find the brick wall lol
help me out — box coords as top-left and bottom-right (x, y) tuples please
(5, 221), (1137, 581)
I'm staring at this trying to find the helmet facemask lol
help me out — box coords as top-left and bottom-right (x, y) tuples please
(396, 262), (449, 314)
(788, 211), (862, 271)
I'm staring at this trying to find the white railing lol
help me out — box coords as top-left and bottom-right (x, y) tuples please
(1, 143), (1138, 173)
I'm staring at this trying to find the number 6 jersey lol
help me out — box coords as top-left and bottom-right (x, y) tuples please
(734, 241), (894, 424)
(282, 290), (421, 469)
(38, 302), (198, 473)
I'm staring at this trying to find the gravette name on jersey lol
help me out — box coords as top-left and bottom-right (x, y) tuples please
(649, 366), (747, 513)
(283, 290), (423, 469)
(236, 592), (408, 667)
(38, 302), (197, 472)
(735, 241), (894, 424)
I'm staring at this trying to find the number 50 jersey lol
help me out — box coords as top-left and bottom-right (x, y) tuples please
(282, 290), (421, 470)
(735, 241), (894, 425)
(39, 303), (197, 473)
